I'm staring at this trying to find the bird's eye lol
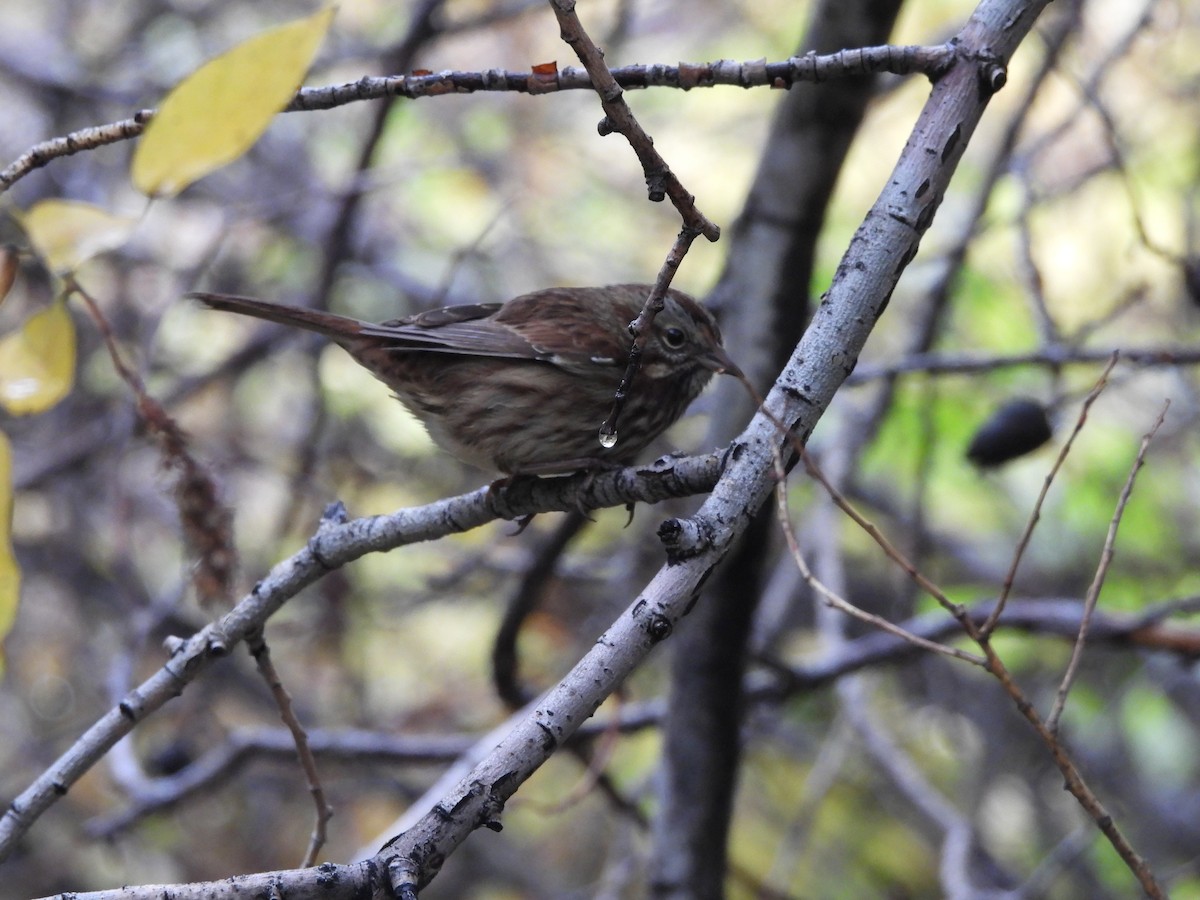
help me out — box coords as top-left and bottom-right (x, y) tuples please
(662, 326), (687, 349)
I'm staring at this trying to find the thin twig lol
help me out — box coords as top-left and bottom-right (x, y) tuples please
(598, 230), (704, 447)
(246, 630), (334, 867)
(799, 440), (1163, 897)
(0, 113), (152, 194)
(1045, 400), (1169, 734)
(544, 0), (720, 444)
(981, 354), (1118, 637)
(799, 448), (976, 629)
(772, 445), (985, 667)
(846, 344), (1200, 383)
(548, 0), (719, 236)
(71, 279), (237, 608)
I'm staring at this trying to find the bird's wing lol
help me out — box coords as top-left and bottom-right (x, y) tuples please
(357, 303), (544, 360)
(358, 288), (643, 366)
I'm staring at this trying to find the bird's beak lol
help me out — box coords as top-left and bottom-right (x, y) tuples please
(702, 345), (744, 380)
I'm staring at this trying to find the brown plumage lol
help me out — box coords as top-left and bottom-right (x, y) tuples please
(190, 284), (737, 474)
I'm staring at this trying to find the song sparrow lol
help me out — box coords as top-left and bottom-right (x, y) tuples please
(190, 284), (739, 475)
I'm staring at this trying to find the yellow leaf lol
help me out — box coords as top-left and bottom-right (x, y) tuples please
(0, 299), (76, 415)
(131, 7), (335, 197)
(0, 431), (17, 675)
(21, 201), (136, 275)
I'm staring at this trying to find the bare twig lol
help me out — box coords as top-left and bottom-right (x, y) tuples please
(246, 631), (334, 867)
(548, 0), (718, 236)
(598, 231), (709, 447)
(87, 728), (477, 838)
(1045, 400), (1169, 734)
(0, 451), (727, 862)
(772, 449), (985, 667)
(290, 45), (954, 109)
(71, 279), (237, 608)
(541, 1), (732, 456)
(0, 48), (955, 196)
(801, 441), (1163, 896)
(847, 344), (1200, 383)
(800, 448), (977, 626)
(980, 355), (1119, 637)
(0, 112), (152, 194)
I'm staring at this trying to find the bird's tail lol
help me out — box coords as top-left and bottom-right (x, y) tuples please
(188, 292), (366, 340)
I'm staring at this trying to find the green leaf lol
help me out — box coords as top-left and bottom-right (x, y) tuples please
(0, 431), (19, 675)
(131, 7), (335, 197)
(0, 299), (76, 415)
(21, 200), (136, 275)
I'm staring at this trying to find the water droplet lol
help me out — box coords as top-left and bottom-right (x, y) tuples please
(598, 425), (618, 449)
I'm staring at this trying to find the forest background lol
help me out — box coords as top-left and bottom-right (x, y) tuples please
(0, 0), (1198, 897)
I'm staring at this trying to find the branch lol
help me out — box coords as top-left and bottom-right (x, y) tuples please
(374, 0), (1059, 892)
(765, 596), (1200, 693)
(773, 450), (985, 667)
(847, 344), (1200, 383)
(0, 452), (724, 862)
(34, 867), (374, 900)
(0, 46), (953, 195)
(290, 45), (955, 110)
(982, 355), (1117, 636)
(0, 112), (152, 194)
(548, 0), (718, 234)
(246, 631), (333, 867)
(38, 591), (1200, 898)
(86, 729), (477, 838)
(1046, 401), (1169, 733)
(87, 593), (1200, 841)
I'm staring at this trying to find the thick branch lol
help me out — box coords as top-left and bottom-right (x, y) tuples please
(376, 0), (1061, 893)
(0, 453), (723, 862)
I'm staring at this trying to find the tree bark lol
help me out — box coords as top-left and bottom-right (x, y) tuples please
(651, 1), (912, 896)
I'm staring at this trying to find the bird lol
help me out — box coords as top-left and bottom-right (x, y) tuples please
(190, 284), (738, 475)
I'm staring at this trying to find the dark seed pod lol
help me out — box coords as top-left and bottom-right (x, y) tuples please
(144, 740), (194, 776)
(966, 399), (1053, 468)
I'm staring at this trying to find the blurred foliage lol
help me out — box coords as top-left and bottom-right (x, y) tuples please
(0, 0), (1199, 898)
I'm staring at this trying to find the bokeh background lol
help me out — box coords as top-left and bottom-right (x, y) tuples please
(2, 0), (1200, 897)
